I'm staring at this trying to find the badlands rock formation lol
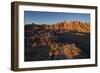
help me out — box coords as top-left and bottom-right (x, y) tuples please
(24, 20), (90, 61)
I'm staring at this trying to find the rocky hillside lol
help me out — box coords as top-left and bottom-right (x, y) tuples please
(24, 21), (90, 61)
(25, 20), (90, 32)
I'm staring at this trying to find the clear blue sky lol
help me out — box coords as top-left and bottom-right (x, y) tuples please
(24, 11), (90, 24)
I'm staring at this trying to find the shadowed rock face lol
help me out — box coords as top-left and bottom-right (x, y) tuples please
(24, 21), (90, 61)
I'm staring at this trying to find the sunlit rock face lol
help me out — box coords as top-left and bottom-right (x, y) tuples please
(63, 43), (81, 59)
(48, 43), (81, 59)
(44, 21), (90, 32)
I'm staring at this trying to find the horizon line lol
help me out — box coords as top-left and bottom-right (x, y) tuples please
(25, 20), (90, 25)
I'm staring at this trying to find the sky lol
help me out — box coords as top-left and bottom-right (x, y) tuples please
(24, 11), (90, 25)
